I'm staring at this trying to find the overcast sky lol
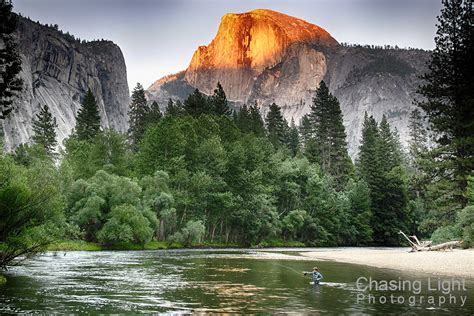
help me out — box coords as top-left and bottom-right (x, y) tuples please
(14, 0), (442, 91)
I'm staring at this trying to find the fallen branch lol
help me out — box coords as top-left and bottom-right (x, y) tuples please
(398, 231), (462, 252)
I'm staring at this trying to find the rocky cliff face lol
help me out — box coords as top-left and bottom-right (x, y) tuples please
(148, 9), (429, 157)
(2, 17), (130, 151)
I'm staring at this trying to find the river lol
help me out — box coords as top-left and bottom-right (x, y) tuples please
(1, 249), (472, 314)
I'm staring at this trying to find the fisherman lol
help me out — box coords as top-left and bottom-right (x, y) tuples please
(303, 267), (323, 284)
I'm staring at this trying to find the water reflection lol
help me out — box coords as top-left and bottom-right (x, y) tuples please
(0, 250), (472, 314)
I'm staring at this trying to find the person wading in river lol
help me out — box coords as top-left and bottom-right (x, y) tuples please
(303, 267), (323, 285)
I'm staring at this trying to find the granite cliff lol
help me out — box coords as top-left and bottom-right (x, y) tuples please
(2, 16), (130, 150)
(148, 9), (429, 157)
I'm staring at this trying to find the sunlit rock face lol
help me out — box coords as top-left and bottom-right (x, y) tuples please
(148, 9), (430, 158)
(2, 17), (130, 151)
(184, 9), (338, 101)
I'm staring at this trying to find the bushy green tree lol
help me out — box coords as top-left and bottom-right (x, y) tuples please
(98, 204), (154, 245)
(282, 209), (307, 240)
(345, 179), (373, 245)
(66, 170), (157, 244)
(456, 176), (474, 247)
(0, 153), (64, 269)
(63, 130), (130, 179)
(12, 143), (49, 166)
(170, 220), (205, 246)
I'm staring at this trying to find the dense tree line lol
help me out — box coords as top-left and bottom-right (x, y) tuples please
(1, 0), (472, 269)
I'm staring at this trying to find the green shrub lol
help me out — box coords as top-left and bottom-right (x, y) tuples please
(98, 204), (154, 245)
(430, 225), (461, 244)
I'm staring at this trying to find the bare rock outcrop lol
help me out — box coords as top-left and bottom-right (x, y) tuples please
(147, 9), (430, 157)
(2, 17), (130, 151)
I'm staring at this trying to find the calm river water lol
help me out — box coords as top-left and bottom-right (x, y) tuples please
(0, 249), (473, 314)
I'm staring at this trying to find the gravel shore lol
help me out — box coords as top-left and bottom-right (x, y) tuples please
(300, 248), (474, 279)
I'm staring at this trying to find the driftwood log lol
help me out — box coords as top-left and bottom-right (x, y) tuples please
(398, 231), (463, 252)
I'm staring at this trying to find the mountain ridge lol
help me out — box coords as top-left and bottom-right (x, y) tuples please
(2, 16), (130, 151)
(147, 9), (430, 157)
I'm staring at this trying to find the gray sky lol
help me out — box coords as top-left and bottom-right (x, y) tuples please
(14, 0), (442, 91)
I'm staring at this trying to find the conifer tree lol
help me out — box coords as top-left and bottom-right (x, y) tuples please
(265, 103), (288, 148)
(210, 82), (231, 116)
(235, 104), (251, 132)
(408, 109), (428, 161)
(309, 81), (352, 187)
(128, 83), (149, 149)
(165, 99), (185, 117)
(299, 115), (312, 147)
(31, 104), (57, 155)
(146, 101), (162, 126)
(184, 89), (209, 116)
(417, 0), (474, 208)
(0, 0), (22, 119)
(357, 113), (382, 194)
(288, 118), (300, 156)
(379, 115), (402, 173)
(248, 103), (265, 137)
(76, 89), (101, 140)
(358, 113), (409, 245)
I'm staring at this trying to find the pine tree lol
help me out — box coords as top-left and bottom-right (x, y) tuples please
(408, 109), (428, 161)
(165, 99), (185, 117)
(299, 115), (312, 147)
(309, 81), (352, 187)
(288, 118), (300, 156)
(184, 89), (209, 116)
(128, 83), (149, 149)
(210, 82), (231, 116)
(0, 0), (23, 119)
(357, 113), (382, 195)
(31, 104), (58, 155)
(357, 113), (384, 243)
(357, 113), (409, 245)
(265, 103), (288, 148)
(417, 0), (474, 208)
(235, 104), (250, 132)
(378, 115), (402, 173)
(145, 101), (162, 126)
(76, 89), (101, 140)
(248, 103), (266, 137)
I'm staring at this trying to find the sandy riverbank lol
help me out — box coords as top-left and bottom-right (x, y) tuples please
(299, 248), (474, 279)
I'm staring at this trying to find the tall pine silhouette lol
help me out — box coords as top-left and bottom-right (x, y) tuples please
(309, 81), (352, 187)
(357, 113), (408, 245)
(210, 82), (231, 116)
(32, 104), (57, 155)
(265, 103), (288, 148)
(76, 89), (101, 140)
(128, 83), (149, 149)
(184, 89), (209, 116)
(417, 0), (474, 208)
